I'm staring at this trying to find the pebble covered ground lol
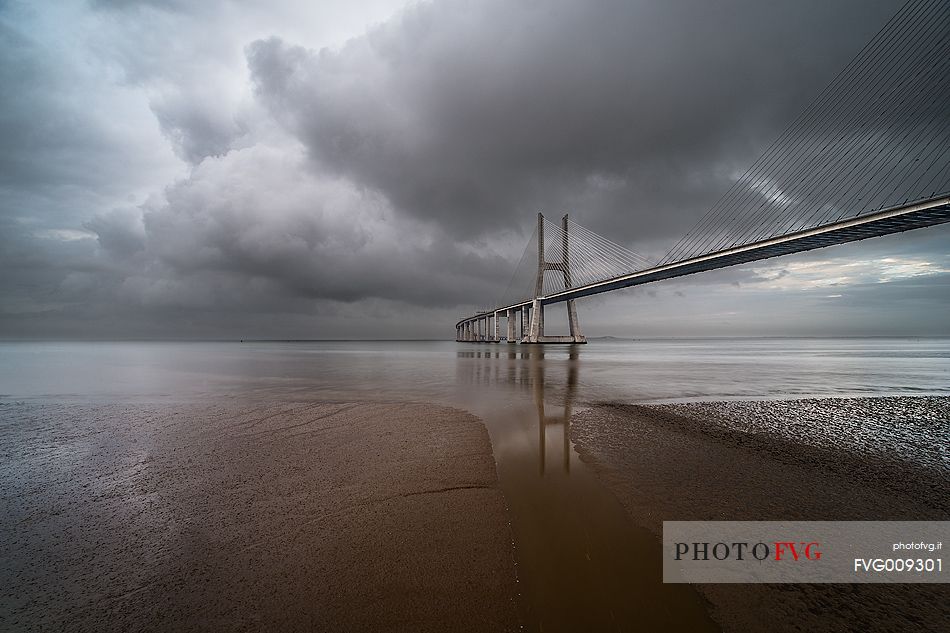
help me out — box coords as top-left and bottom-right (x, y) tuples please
(571, 395), (950, 633)
(656, 395), (949, 472)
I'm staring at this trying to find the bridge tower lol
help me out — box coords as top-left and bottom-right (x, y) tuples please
(524, 213), (586, 344)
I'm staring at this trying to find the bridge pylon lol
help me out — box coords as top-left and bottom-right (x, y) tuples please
(523, 213), (586, 344)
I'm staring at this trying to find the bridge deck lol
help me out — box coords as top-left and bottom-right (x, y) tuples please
(457, 194), (950, 327)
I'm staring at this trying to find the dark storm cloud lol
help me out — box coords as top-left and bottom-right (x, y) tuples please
(134, 144), (508, 307)
(245, 0), (904, 247)
(2, 0), (947, 339)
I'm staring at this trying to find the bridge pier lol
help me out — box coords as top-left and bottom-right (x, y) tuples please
(456, 213), (588, 343)
(566, 298), (582, 341)
(521, 213), (587, 343)
(524, 299), (543, 343)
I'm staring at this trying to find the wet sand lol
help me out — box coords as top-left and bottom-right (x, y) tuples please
(0, 401), (520, 631)
(571, 396), (950, 633)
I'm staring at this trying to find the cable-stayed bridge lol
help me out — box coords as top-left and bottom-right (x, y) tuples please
(455, 0), (950, 343)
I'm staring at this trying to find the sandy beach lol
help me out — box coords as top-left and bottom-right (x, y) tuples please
(0, 401), (520, 632)
(571, 396), (950, 632)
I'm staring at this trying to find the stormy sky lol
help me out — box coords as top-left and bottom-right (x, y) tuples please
(1, 0), (947, 339)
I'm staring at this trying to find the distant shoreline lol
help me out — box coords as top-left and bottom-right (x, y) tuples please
(2, 335), (950, 343)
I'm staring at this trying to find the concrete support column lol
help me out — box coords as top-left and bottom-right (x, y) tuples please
(526, 298), (544, 343)
(566, 300), (582, 342)
(506, 309), (515, 342)
(494, 312), (501, 342)
(562, 213), (584, 343)
(521, 308), (529, 342)
(535, 212), (545, 298)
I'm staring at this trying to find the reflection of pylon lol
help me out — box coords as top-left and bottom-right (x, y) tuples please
(524, 213), (586, 343)
(531, 346), (579, 474)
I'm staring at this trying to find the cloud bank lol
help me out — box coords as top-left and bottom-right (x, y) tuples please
(2, 0), (947, 338)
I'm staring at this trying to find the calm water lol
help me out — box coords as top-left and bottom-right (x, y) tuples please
(2, 338), (948, 631)
(2, 337), (947, 403)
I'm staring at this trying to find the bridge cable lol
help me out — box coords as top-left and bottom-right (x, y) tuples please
(659, 0), (950, 265)
(662, 0), (940, 262)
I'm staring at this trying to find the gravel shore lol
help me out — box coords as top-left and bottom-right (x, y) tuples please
(571, 396), (949, 633)
(0, 401), (520, 632)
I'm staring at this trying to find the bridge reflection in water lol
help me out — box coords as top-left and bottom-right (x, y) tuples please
(457, 345), (578, 475)
(453, 345), (716, 633)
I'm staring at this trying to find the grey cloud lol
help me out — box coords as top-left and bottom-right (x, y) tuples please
(151, 92), (248, 163)
(3, 0), (948, 340)
(0, 23), (119, 192)
(0, 8), (180, 231)
(129, 144), (509, 309)
(245, 0), (904, 247)
(84, 208), (146, 259)
(90, 0), (193, 12)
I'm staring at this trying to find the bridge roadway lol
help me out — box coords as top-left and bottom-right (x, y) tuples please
(456, 194), (950, 341)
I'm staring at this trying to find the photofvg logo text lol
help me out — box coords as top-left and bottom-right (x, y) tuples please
(674, 540), (821, 562)
(663, 521), (947, 583)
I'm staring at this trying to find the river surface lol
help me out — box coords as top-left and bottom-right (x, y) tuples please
(2, 337), (947, 404)
(2, 337), (948, 631)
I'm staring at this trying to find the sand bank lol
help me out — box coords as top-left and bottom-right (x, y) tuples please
(571, 396), (949, 633)
(0, 401), (520, 631)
